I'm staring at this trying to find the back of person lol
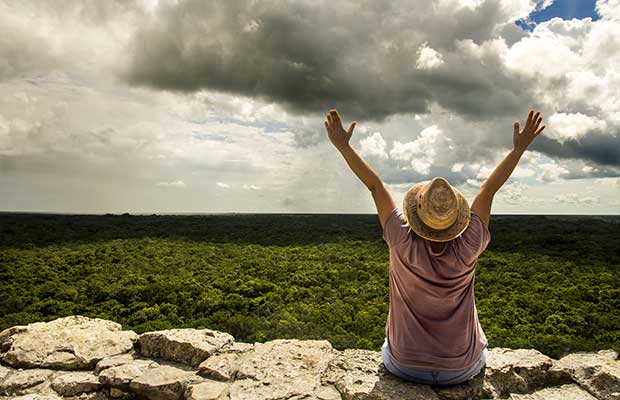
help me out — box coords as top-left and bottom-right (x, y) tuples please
(324, 107), (546, 385)
(382, 206), (491, 373)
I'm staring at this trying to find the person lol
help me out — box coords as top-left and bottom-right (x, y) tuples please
(324, 109), (545, 385)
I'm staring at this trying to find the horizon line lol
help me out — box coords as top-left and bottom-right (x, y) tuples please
(1, 211), (619, 217)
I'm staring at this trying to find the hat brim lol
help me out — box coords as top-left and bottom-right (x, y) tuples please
(402, 181), (471, 242)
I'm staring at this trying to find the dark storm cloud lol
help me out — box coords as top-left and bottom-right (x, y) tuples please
(121, 0), (535, 122)
(533, 130), (620, 167)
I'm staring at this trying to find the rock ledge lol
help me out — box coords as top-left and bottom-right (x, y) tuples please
(0, 316), (618, 400)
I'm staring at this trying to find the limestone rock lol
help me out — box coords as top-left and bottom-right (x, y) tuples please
(0, 316), (137, 370)
(185, 381), (229, 400)
(509, 383), (597, 399)
(138, 329), (234, 367)
(128, 363), (203, 400)
(0, 369), (54, 395)
(322, 348), (439, 399)
(226, 342), (254, 354)
(2, 394), (63, 400)
(588, 361), (620, 400)
(64, 390), (109, 400)
(2, 316), (619, 400)
(225, 339), (338, 399)
(49, 371), (101, 396)
(198, 353), (239, 381)
(552, 350), (620, 400)
(432, 370), (498, 400)
(230, 379), (343, 400)
(484, 347), (570, 396)
(0, 364), (15, 380)
(94, 353), (136, 374)
(313, 384), (342, 400)
(0, 368), (55, 396)
(109, 388), (129, 398)
(98, 359), (158, 388)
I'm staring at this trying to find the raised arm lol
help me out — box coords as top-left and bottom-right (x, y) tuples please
(324, 109), (396, 228)
(471, 109), (545, 226)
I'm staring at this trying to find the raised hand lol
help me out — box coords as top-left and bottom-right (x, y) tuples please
(324, 109), (357, 150)
(513, 109), (545, 152)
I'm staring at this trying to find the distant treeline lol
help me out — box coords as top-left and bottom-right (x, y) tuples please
(0, 213), (618, 359)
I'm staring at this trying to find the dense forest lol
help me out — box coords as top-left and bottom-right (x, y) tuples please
(0, 212), (618, 359)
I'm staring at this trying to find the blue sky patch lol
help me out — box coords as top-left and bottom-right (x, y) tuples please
(517, 0), (600, 30)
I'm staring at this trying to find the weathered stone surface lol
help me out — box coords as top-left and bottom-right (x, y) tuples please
(226, 339), (340, 400)
(0, 368), (55, 396)
(313, 384), (342, 400)
(109, 388), (129, 398)
(98, 359), (158, 387)
(185, 381), (229, 400)
(587, 361), (620, 400)
(0, 316), (137, 370)
(432, 370), (498, 400)
(553, 349), (619, 371)
(509, 383), (597, 399)
(552, 349), (620, 400)
(128, 364), (203, 400)
(94, 352), (136, 374)
(1, 394), (63, 400)
(322, 348), (439, 400)
(226, 342), (254, 354)
(138, 329), (234, 367)
(229, 379), (343, 400)
(3, 316), (620, 400)
(64, 390), (109, 400)
(50, 371), (101, 396)
(484, 347), (570, 396)
(0, 364), (14, 380)
(198, 353), (239, 381)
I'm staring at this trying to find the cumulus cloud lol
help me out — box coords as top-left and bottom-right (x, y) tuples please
(547, 112), (607, 143)
(596, 0), (620, 20)
(359, 132), (388, 159)
(1, 0), (620, 214)
(451, 163), (464, 172)
(416, 42), (444, 70)
(121, 0), (541, 122)
(116, 0), (618, 175)
(389, 125), (451, 175)
(538, 161), (570, 182)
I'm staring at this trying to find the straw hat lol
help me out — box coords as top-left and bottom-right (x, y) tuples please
(402, 177), (471, 242)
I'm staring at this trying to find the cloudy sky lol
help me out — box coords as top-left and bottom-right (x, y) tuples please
(1, 0), (619, 214)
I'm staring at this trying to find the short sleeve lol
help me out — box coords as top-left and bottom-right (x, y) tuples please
(382, 207), (411, 248)
(454, 212), (491, 263)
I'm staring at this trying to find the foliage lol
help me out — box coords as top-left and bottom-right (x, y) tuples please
(0, 212), (618, 359)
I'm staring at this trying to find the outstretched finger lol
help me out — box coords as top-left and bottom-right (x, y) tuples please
(533, 116), (542, 131)
(348, 121), (357, 135)
(514, 121), (520, 135)
(535, 125), (546, 135)
(526, 110), (534, 126)
(331, 109), (342, 128)
(327, 113), (333, 127)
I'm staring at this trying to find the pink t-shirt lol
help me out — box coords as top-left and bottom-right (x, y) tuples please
(383, 206), (490, 372)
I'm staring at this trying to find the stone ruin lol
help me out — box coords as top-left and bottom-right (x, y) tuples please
(0, 316), (618, 399)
